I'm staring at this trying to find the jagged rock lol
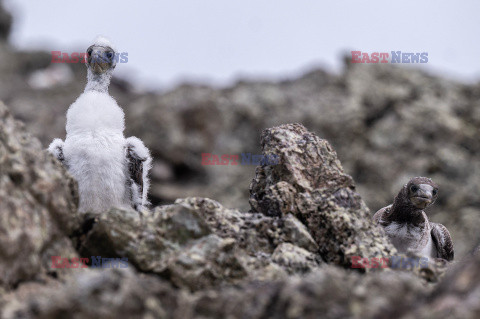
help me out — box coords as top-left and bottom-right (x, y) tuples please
(249, 123), (397, 267)
(188, 266), (428, 319)
(282, 213), (318, 252)
(271, 243), (320, 274)
(77, 205), (212, 274)
(0, 4), (477, 311)
(175, 197), (317, 255)
(0, 99), (475, 318)
(0, 101), (79, 288)
(2, 31), (478, 259)
(163, 234), (247, 290)
(1, 268), (179, 319)
(4, 253), (480, 319)
(77, 197), (324, 290)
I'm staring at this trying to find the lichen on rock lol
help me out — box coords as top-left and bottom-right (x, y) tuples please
(0, 101), (79, 288)
(0, 94), (473, 317)
(249, 123), (397, 268)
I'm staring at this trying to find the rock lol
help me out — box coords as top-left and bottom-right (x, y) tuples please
(388, 253), (480, 318)
(163, 234), (247, 291)
(76, 197), (323, 290)
(1, 268), (179, 319)
(271, 243), (320, 274)
(249, 123), (397, 268)
(4, 254), (480, 319)
(77, 205), (211, 274)
(188, 266), (427, 319)
(0, 101), (79, 288)
(0, 8), (479, 312)
(282, 214), (318, 252)
(0, 99), (473, 318)
(2, 32), (478, 260)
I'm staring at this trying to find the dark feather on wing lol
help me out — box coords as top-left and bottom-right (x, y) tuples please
(431, 223), (454, 261)
(126, 146), (146, 194)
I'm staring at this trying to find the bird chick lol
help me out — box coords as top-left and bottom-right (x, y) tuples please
(48, 36), (151, 213)
(373, 177), (453, 261)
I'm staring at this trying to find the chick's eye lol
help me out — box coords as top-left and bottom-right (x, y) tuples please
(87, 48), (93, 56)
(106, 52), (113, 59)
(410, 185), (419, 193)
(432, 189), (438, 196)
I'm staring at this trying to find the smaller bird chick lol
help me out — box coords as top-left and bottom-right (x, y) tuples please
(373, 177), (453, 261)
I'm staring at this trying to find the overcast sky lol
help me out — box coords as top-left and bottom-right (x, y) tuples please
(4, 0), (480, 90)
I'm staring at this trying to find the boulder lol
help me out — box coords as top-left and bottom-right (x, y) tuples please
(0, 101), (79, 288)
(249, 123), (397, 267)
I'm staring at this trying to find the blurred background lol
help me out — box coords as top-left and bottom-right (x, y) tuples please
(0, 0), (479, 258)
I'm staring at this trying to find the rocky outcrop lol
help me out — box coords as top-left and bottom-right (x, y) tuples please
(76, 196), (323, 291)
(249, 123), (396, 267)
(3, 254), (480, 319)
(125, 65), (480, 259)
(1, 4), (479, 314)
(1, 99), (478, 318)
(4, 60), (477, 259)
(1, 4), (478, 258)
(0, 101), (79, 288)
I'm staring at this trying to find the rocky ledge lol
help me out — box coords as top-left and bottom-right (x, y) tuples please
(1, 101), (479, 318)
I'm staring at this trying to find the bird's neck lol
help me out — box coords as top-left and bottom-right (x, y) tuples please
(85, 69), (112, 93)
(387, 189), (426, 226)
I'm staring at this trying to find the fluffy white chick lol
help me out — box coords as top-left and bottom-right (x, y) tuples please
(48, 36), (151, 213)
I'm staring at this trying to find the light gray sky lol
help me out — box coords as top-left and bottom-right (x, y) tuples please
(4, 0), (480, 90)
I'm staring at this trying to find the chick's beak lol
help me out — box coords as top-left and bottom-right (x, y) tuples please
(88, 48), (110, 74)
(410, 184), (434, 208)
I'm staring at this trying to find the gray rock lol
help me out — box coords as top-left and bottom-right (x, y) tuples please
(1, 34), (478, 260)
(77, 197), (321, 289)
(4, 253), (480, 319)
(282, 214), (318, 252)
(1, 268), (179, 319)
(271, 243), (320, 274)
(0, 101), (79, 288)
(0, 99), (471, 318)
(249, 123), (397, 268)
(163, 234), (247, 290)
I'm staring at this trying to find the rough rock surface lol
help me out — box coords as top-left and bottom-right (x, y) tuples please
(76, 195), (324, 291)
(249, 123), (396, 267)
(3, 256), (480, 319)
(1, 3), (480, 316)
(2, 98), (470, 318)
(2, 39), (478, 260)
(123, 67), (479, 259)
(0, 101), (79, 288)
